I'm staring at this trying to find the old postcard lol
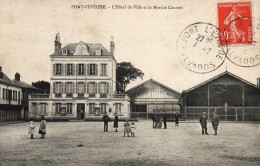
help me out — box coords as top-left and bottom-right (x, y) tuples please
(0, 0), (259, 165)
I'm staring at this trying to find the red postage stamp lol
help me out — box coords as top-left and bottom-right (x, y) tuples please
(218, 2), (253, 46)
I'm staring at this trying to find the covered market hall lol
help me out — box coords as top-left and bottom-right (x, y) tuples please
(182, 71), (260, 121)
(126, 79), (182, 120)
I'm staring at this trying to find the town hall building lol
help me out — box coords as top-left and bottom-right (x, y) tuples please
(29, 34), (130, 120)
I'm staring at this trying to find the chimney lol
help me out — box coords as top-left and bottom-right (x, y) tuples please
(257, 78), (260, 87)
(15, 73), (20, 81)
(0, 66), (3, 79)
(110, 36), (115, 56)
(54, 33), (62, 54)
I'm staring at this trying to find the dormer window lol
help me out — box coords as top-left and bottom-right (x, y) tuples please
(95, 49), (102, 56)
(62, 49), (68, 55)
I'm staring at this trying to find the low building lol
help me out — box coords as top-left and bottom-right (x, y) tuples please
(126, 79), (181, 119)
(0, 67), (39, 122)
(182, 71), (260, 121)
(29, 34), (130, 120)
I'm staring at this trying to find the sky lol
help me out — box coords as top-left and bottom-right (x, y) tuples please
(0, 0), (259, 93)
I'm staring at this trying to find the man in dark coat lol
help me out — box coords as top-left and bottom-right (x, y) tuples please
(199, 112), (209, 135)
(175, 113), (179, 127)
(211, 112), (220, 135)
(103, 112), (110, 132)
(152, 113), (156, 128)
(163, 113), (167, 129)
(113, 113), (119, 132)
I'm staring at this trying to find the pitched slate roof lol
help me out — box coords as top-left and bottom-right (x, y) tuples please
(126, 79), (181, 95)
(183, 71), (260, 93)
(0, 73), (14, 86)
(12, 80), (40, 90)
(51, 42), (111, 56)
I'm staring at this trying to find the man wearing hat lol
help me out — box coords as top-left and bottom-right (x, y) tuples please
(199, 112), (209, 135)
(211, 112), (220, 135)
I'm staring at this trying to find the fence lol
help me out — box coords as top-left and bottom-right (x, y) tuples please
(130, 107), (260, 121)
(185, 106), (260, 121)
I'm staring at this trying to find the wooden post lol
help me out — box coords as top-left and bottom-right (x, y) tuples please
(147, 104), (149, 119)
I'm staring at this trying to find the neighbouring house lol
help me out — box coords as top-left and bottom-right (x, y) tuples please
(126, 79), (182, 120)
(182, 71), (260, 121)
(0, 67), (39, 122)
(29, 34), (130, 120)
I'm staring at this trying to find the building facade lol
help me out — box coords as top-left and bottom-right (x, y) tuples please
(182, 71), (260, 121)
(126, 79), (181, 120)
(29, 34), (130, 120)
(0, 67), (39, 122)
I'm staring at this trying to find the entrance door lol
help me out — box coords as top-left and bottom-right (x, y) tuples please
(77, 104), (85, 120)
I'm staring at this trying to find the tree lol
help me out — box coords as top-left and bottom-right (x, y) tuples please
(32, 81), (50, 94)
(116, 62), (144, 93)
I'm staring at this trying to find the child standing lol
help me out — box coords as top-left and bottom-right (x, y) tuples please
(123, 120), (130, 137)
(39, 116), (47, 138)
(28, 118), (35, 139)
(130, 121), (136, 137)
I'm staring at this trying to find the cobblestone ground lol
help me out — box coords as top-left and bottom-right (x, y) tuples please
(0, 121), (260, 166)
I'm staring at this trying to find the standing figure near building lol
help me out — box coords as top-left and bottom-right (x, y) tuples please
(175, 113), (179, 127)
(199, 112), (209, 135)
(39, 116), (47, 138)
(163, 113), (168, 129)
(152, 112), (156, 128)
(211, 112), (220, 135)
(113, 113), (119, 132)
(130, 121), (136, 137)
(28, 118), (35, 139)
(103, 112), (110, 132)
(123, 120), (130, 137)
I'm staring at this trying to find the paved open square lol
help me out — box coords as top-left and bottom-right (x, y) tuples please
(0, 121), (260, 166)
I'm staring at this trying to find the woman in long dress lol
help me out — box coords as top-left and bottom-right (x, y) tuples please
(113, 113), (119, 132)
(39, 116), (47, 139)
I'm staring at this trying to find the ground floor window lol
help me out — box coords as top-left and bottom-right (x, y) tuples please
(89, 103), (95, 114)
(100, 103), (106, 114)
(115, 103), (122, 114)
(32, 103), (37, 117)
(55, 103), (62, 114)
(67, 103), (73, 114)
(39, 103), (47, 115)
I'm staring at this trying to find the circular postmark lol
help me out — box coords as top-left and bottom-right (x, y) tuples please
(223, 17), (260, 67)
(176, 22), (227, 74)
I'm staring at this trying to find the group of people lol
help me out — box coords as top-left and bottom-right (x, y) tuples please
(152, 112), (179, 129)
(103, 112), (136, 137)
(28, 111), (219, 139)
(200, 112), (219, 135)
(28, 116), (47, 139)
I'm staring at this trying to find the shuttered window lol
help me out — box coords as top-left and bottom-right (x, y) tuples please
(55, 64), (62, 75)
(67, 103), (72, 114)
(101, 103), (106, 114)
(78, 64), (84, 75)
(89, 64), (98, 76)
(101, 64), (107, 76)
(66, 64), (73, 75)
(115, 103), (122, 114)
(66, 82), (73, 94)
(55, 103), (62, 114)
(89, 103), (95, 114)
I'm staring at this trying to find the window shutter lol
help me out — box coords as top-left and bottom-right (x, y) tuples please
(61, 83), (64, 93)
(95, 83), (97, 93)
(73, 82), (75, 93)
(61, 64), (64, 76)
(76, 64), (79, 76)
(73, 64), (75, 76)
(65, 82), (67, 93)
(95, 64), (98, 76)
(53, 64), (56, 76)
(87, 83), (89, 93)
(87, 64), (90, 76)
(84, 64), (86, 76)
(65, 64), (67, 76)
(98, 83), (100, 94)
(107, 83), (109, 93)
(53, 82), (56, 94)
(84, 82), (86, 93)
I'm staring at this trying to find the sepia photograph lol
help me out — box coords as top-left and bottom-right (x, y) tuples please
(0, 0), (260, 165)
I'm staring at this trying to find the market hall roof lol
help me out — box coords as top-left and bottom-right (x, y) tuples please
(183, 71), (260, 93)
